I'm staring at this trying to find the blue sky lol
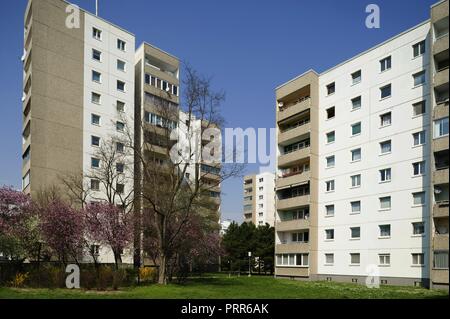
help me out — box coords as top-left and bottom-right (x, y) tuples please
(0, 0), (436, 222)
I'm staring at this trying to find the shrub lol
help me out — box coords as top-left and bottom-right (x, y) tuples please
(139, 267), (156, 283)
(9, 272), (29, 288)
(97, 266), (114, 290)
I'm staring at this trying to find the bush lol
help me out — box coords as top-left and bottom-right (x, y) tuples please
(139, 267), (156, 283)
(97, 266), (114, 290)
(9, 272), (28, 288)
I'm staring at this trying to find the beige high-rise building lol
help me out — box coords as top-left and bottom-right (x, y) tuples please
(429, 0), (449, 290)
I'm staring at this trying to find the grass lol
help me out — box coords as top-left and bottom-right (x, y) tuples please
(0, 274), (448, 299)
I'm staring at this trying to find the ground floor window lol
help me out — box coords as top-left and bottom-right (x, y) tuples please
(434, 251), (449, 269)
(276, 253), (309, 267)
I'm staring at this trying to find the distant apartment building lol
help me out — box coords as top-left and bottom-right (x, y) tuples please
(243, 172), (275, 226)
(274, 0), (448, 289)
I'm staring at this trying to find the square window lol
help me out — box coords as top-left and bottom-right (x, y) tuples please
(116, 121), (125, 132)
(413, 40), (425, 58)
(413, 71), (426, 86)
(380, 84), (391, 99)
(351, 148), (361, 161)
(350, 253), (360, 265)
(380, 168), (391, 182)
(413, 101), (426, 116)
(325, 254), (334, 264)
(325, 229), (334, 240)
(117, 59), (126, 71)
(413, 191), (425, 206)
(91, 157), (100, 168)
(117, 39), (126, 51)
(380, 112), (392, 127)
(351, 122), (361, 136)
(380, 56), (391, 72)
(116, 142), (124, 153)
(91, 92), (101, 104)
(117, 101), (125, 112)
(433, 117), (449, 138)
(413, 161), (425, 176)
(326, 106), (335, 119)
(326, 131), (335, 143)
(379, 224), (391, 237)
(92, 70), (101, 83)
(351, 174), (361, 188)
(351, 201), (361, 213)
(413, 222), (425, 235)
(92, 49), (102, 61)
(379, 254), (390, 265)
(91, 135), (100, 146)
(413, 131), (426, 146)
(380, 140), (391, 154)
(117, 80), (125, 92)
(90, 179), (100, 191)
(412, 253), (424, 265)
(326, 180), (335, 192)
(325, 204), (335, 217)
(116, 183), (125, 194)
(326, 82), (335, 95)
(379, 196), (391, 210)
(350, 227), (360, 239)
(91, 114), (100, 125)
(116, 163), (124, 173)
(326, 155), (335, 168)
(92, 27), (102, 40)
(351, 70), (361, 84)
(351, 96), (361, 110)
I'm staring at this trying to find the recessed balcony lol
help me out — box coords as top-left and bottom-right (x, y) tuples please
(277, 97), (311, 123)
(433, 233), (449, 250)
(433, 136), (449, 153)
(433, 102), (449, 120)
(278, 122), (311, 145)
(434, 167), (449, 185)
(434, 66), (449, 88)
(278, 147), (310, 167)
(278, 195), (310, 210)
(276, 171), (310, 189)
(275, 242), (310, 254)
(434, 201), (449, 218)
(275, 219), (310, 232)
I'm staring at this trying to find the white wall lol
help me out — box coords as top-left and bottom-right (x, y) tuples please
(317, 21), (431, 279)
(255, 172), (275, 226)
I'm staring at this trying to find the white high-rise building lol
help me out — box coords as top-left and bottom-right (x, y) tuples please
(243, 172), (276, 227)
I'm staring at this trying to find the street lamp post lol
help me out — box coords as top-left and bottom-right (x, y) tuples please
(248, 251), (252, 277)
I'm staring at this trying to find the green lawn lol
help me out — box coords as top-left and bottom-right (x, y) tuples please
(0, 275), (448, 299)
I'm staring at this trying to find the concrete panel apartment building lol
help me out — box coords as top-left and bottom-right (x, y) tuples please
(243, 172), (275, 226)
(275, 0), (448, 289)
(20, 0), (221, 264)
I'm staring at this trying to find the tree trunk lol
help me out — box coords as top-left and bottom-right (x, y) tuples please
(158, 254), (167, 284)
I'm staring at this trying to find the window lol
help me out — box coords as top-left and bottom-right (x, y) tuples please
(91, 135), (100, 146)
(91, 92), (101, 104)
(351, 174), (361, 188)
(90, 179), (100, 191)
(116, 163), (124, 173)
(380, 84), (391, 99)
(379, 196), (391, 210)
(379, 224), (391, 237)
(276, 254), (309, 266)
(92, 49), (101, 61)
(380, 140), (391, 154)
(433, 117), (449, 138)
(351, 122), (361, 136)
(351, 96), (361, 110)
(326, 155), (335, 168)
(117, 80), (125, 92)
(325, 204), (335, 217)
(350, 227), (360, 239)
(117, 39), (126, 51)
(92, 70), (101, 83)
(413, 40), (425, 58)
(413, 191), (425, 206)
(116, 142), (124, 153)
(380, 112), (392, 127)
(259, 187), (263, 191)
(351, 201), (361, 214)
(379, 254), (391, 265)
(258, 204), (263, 208)
(325, 229), (334, 240)
(259, 195), (263, 199)
(325, 254), (334, 265)
(326, 131), (335, 143)
(117, 59), (126, 71)
(379, 168), (391, 182)
(413, 222), (425, 235)
(434, 251), (449, 269)
(91, 157), (100, 168)
(259, 178), (264, 182)
(351, 70), (361, 84)
(116, 121), (125, 132)
(413, 71), (426, 86)
(92, 27), (102, 40)
(91, 114), (100, 125)
(22, 170), (30, 190)
(380, 56), (391, 72)
(326, 107), (335, 119)
(326, 180), (335, 192)
(413, 101), (426, 116)
(172, 85), (178, 96)
(116, 183), (125, 194)
(412, 253), (425, 266)
(117, 101), (125, 112)
(90, 244), (100, 256)
(292, 232), (309, 243)
(413, 161), (425, 176)
(351, 148), (361, 162)
(350, 253), (360, 265)
(413, 131), (426, 146)
(326, 82), (335, 95)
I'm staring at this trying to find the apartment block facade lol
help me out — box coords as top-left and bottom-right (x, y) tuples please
(243, 172), (275, 226)
(275, 0), (448, 288)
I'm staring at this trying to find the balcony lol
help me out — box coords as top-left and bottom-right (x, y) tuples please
(276, 219), (309, 232)
(278, 195), (310, 210)
(433, 33), (449, 56)
(433, 102), (449, 120)
(434, 201), (449, 218)
(275, 266), (309, 277)
(275, 242), (310, 254)
(434, 167), (449, 185)
(431, 269), (449, 284)
(277, 97), (311, 123)
(433, 233), (449, 250)
(278, 147), (310, 167)
(434, 67), (449, 88)
(276, 171), (310, 189)
(278, 122), (311, 145)
(433, 136), (449, 153)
